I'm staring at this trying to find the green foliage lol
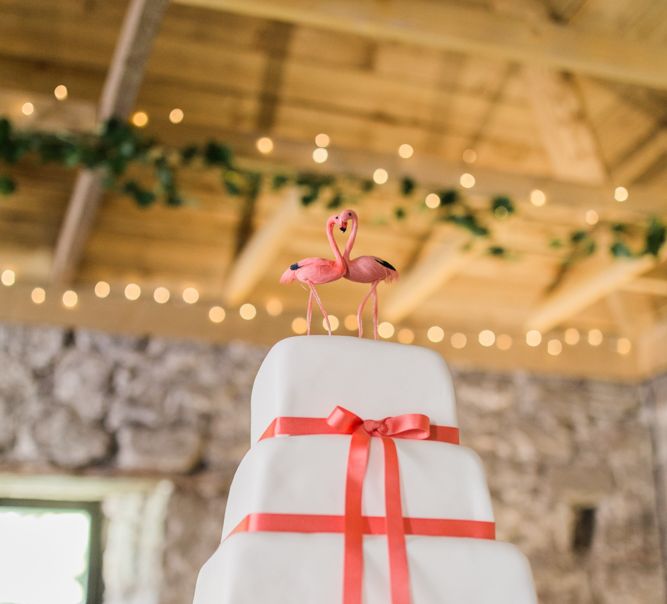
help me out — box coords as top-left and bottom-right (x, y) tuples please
(438, 189), (459, 206)
(488, 245), (506, 256)
(0, 174), (16, 195)
(644, 217), (666, 257)
(400, 176), (415, 197)
(123, 181), (156, 207)
(610, 241), (634, 258)
(491, 195), (515, 217)
(0, 115), (663, 273)
(271, 173), (290, 190)
(327, 192), (344, 209)
(445, 213), (489, 237)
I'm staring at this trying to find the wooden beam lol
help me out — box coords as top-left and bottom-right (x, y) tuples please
(526, 250), (667, 333)
(605, 290), (655, 338)
(383, 228), (480, 323)
(175, 0), (667, 90)
(612, 130), (667, 185)
(524, 68), (606, 184)
(51, 0), (170, 285)
(223, 187), (301, 306)
(622, 277), (667, 298)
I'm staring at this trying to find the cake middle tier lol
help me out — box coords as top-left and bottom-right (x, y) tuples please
(250, 336), (458, 443)
(221, 435), (493, 540)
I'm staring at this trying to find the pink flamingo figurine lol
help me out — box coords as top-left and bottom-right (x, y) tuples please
(280, 213), (347, 335)
(338, 209), (398, 339)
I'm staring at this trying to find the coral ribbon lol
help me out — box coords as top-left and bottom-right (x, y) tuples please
(259, 406), (462, 604)
(228, 512), (496, 540)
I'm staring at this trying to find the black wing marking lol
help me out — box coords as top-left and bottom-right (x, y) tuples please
(375, 257), (397, 271)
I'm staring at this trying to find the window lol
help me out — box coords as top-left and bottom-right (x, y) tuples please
(0, 499), (103, 604)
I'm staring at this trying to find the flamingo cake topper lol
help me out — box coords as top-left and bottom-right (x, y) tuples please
(280, 209), (398, 339)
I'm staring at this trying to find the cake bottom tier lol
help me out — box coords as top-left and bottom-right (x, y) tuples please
(193, 533), (537, 604)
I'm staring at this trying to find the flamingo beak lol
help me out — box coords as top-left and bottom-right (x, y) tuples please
(340, 225), (347, 233)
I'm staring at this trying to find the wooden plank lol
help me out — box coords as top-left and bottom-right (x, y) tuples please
(524, 68), (606, 184)
(383, 228), (480, 323)
(612, 130), (667, 185)
(223, 187), (301, 306)
(175, 0), (667, 89)
(526, 250), (667, 333)
(622, 277), (667, 297)
(51, 0), (170, 285)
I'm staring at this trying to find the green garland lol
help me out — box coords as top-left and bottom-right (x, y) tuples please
(0, 116), (665, 283)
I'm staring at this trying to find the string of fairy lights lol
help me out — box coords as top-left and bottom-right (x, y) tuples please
(0, 267), (634, 357)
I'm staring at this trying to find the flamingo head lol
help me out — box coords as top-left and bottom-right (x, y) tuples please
(334, 209), (357, 233)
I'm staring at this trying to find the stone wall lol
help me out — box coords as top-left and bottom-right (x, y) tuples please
(0, 321), (665, 604)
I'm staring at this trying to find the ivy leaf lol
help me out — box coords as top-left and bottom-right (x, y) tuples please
(272, 174), (290, 190)
(549, 238), (563, 249)
(445, 214), (489, 237)
(438, 189), (459, 206)
(123, 181), (156, 207)
(610, 241), (633, 258)
(0, 118), (11, 145)
(488, 245), (506, 256)
(0, 174), (16, 195)
(611, 223), (628, 234)
(327, 192), (343, 209)
(400, 177), (415, 197)
(301, 187), (319, 206)
(394, 207), (406, 220)
(644, 217), (666, 257)
(570, 230), (589, 243)
(222, 170), (244, 196)
(204, 142), (233, 168)
(491, 195), (515, 216)
(360, 179), (374, 192)
(180, 145), (198, 164)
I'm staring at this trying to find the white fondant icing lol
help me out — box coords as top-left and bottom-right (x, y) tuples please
(193, 534), (538, 604)
(250, 336), (457, 443)
(221, 436), (494, 539)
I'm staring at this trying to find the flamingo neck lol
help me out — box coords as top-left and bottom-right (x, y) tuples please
(327, 221), (345, 270)
(343, 217), (358, 262)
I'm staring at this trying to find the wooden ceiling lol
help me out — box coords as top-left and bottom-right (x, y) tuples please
(0, 0), (666, 380)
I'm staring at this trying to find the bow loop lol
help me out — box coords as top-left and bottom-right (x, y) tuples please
(326, 405), (431, 440)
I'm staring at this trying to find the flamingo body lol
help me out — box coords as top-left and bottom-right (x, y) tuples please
(280, 215), (347, 335)
(346, 256), (398, 284)
(338, 209), (399, 339)
(280, 257), (345, 285)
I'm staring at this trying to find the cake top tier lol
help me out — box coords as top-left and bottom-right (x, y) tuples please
(250, 336), (457, 443)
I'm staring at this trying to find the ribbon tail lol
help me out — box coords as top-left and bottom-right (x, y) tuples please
(382, 436), (412, 604)
(343, 429), (371, 604)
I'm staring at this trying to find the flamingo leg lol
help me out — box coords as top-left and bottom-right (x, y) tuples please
(306, 289), (313, 336)
(356, 284), (376, 338)
(371, 281), (380, 340)
(306, 281), (332, 335)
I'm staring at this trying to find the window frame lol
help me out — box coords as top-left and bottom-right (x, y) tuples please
(0, 497), (104, 604)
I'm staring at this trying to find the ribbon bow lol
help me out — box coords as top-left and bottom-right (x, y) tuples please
(260, 406), (460, 604)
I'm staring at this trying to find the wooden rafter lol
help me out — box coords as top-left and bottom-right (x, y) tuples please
(526, 251), (667, 333)
(223, 187), (301, 306)
(524, 68), (606, 184)
(383, 228), (480, 323)
(50, 0), (170, 285)
(175, 0), (667, 89)
(612, 130), (667, 185)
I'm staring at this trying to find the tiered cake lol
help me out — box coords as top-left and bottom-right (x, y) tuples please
(193, 336), (537, 603)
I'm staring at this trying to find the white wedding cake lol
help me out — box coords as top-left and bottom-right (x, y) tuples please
(193, 336), (538, 603)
